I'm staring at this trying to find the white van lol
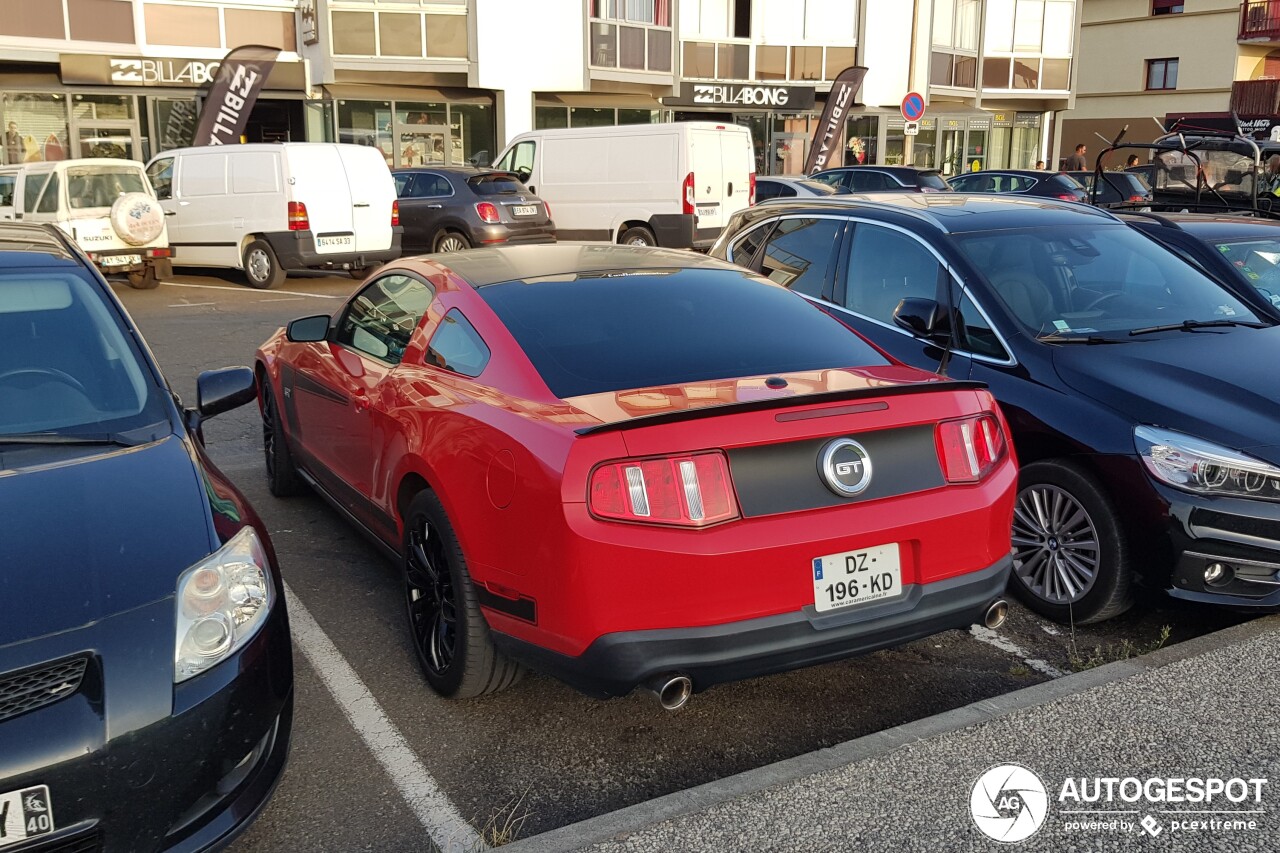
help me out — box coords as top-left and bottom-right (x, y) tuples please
(491, 122), (755, 249)
(145, 143), (402, 289)
(3, 159), (172, 289)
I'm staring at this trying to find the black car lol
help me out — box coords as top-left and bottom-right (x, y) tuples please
(0, 222), (292, 852)
(1122, 212), (1280, 320)
(1067, 171), (1153, 207)
(393, 167), (555, 254)
(712, 194), (1280, 624)
(948, 169), (1089, 203)
(755, 176), (842, 201)
(810, 165), (950, 193)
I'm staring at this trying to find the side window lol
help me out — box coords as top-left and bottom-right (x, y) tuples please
(23, 173), (49, 212)
(844, 223), (944, 324)
(755, 181), (782, 202)
(727, 221), (774, 267)
(335, 273), (434, 364)
(495, 141), (535, 178)
(810, 172), (843, 188)
(948, 175), (973, 192)
(777, 184), (797, 198)
(418, 173), (452, 197)
(147, 158), (174, 200)
(758, 217), (842, 298)
(394, 172), (412, 196)
(0, 175), (14, 207)
(427, 309), (491, 377)
(35, 172), (59, 214)
(954, 288), (1008, 360)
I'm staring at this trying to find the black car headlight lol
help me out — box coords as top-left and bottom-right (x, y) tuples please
(1135, 425), (1280, 500)
(175, 527), (274, 683)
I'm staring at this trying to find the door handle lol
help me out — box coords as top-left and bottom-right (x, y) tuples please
(165, 210), (176, 216)
(528, 186), (535, 194)
(727, 182), (733, 195)
(353, 203), (371, 208)
(427, 203), (442, 209)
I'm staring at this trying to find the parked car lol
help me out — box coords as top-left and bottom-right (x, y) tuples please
(393, 167), (555, 254)
(712, 193), (1280, 624)
(0, 222), (292, 851)
(491, 122), (755, 248)
(1122, 211), (1280, 319)
(146, 143), (402, 289)
(255, 244), (1017, 704)
(948, 169), (1089, 203)
(811, 166), (950, 194)
(755, 176), (841, 201)
(1067, 171), (1153, 207)
(1, 159), (172, 288)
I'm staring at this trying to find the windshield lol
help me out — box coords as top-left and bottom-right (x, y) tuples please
(1212, 238), (1280, 307)
(66, 167), (148, 210)
(1155, 147), (1256, 195)
(0, 269), (169, 437)
(951, 224), (1261, 337)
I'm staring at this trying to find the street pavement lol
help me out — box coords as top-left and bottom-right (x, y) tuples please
(108, 269), (1259, 852)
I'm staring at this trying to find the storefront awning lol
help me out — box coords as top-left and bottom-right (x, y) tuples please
(322, 83), (492, 105)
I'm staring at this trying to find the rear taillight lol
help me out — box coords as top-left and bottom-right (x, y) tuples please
(543, 200), (552, 221)
(287, 201), (309, 231)
(749, 172), (756, 206)
(475, 201), (500, 223)
(935, 414), (1007, 483)
(392, 200), (400, 226)
(1128, 194), (1147, 202)
(145, 247), (171, 258)
(589, 451), (739, 527)
(682, 171), (695, 216)
(1056, 193), (1079, 202)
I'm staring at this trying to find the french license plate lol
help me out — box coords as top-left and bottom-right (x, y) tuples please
(101, 254), (141, 267)
(511, 205), (538, 217)
(812, 544), (902, 613)
(0, 786), (53, 849)
(316, 234), (354, 252)
(696, 202), (719, 214)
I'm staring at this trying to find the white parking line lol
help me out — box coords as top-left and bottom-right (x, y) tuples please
(968, 625), (1068, 678)
(161, 281), (343, 299)
(168, 302), (216, 308)
(284, 584), (486, 853)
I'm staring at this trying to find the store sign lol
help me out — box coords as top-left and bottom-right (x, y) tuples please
(662, 82), (815, 110)
(109, 58), (221, 86)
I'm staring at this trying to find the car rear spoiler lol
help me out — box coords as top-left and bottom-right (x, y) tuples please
(573, 379), (988, 436)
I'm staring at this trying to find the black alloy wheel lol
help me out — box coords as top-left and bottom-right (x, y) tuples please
(261, 382), (304, 497)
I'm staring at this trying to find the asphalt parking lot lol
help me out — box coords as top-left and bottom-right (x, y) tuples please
(110, 269), (1254, 852)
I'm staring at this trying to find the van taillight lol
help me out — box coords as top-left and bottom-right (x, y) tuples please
(475, 202), (500, 223)
(682, 172), (695, 216)
(749, 172), (757, 206)
(935, 414), (1007, 483)
(287, 201), (309, 231)
(391, 200), (400, 227)
(589, 451), (739, 527)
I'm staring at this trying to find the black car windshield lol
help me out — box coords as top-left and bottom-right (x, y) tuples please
(478, 268), (890, 398)
(951, 224), (1262, 337)
(1209, 237), (1280, 308)
(0, 269), (169, 438)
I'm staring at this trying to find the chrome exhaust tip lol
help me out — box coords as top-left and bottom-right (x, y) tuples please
(984, 599), (1009, 629)
(646, 674), (693, 711)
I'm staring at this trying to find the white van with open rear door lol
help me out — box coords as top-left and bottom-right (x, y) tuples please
(491, 122), (755, 249)
(146, 143), (403, 289)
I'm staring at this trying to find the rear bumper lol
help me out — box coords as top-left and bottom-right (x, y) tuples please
(648, 213), (722, 249)
(493, 556), (1011, 698)
(265, 228), (403, 271)
(468, 223), (556, 246)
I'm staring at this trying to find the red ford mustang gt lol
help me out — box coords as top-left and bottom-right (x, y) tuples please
(255, 245), (1017, 705)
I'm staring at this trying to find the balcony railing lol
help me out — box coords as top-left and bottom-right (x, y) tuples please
(1240, 0), (1280, 41)
(1231, 78), (1280, 115)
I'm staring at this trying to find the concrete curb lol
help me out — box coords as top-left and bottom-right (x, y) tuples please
(503, 614), (1280, 853)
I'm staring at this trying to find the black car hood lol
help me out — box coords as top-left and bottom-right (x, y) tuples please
(1051, 328), (1280, 463)
(0, 435), (217, 649)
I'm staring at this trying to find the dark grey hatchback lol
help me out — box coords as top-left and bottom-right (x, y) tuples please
(392, 167), (555, 254)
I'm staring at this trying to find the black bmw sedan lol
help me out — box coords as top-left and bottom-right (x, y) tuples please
(0, 223), (292, 851)
(713, 194), (1280, 624)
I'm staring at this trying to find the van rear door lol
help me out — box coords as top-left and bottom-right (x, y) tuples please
(721, 127), (754, 219)
(285, 145), (355, 254)
(688, 129), (726, 230)
(336, 145), (395, 253)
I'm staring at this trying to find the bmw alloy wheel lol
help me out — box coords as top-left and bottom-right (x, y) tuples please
(1011, 484), (1100, 604)
(406, 520), (457, 676)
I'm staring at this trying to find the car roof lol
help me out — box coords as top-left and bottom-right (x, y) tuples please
(819, 165), (940, 176)
(392, 166), (507, 176)
(0, 222), (80, 266)
(960, 169), (1059, 177)
(747, 192), (1118, 233)
(1119, 211), (1280, 240)
(415, 244), (740, 288)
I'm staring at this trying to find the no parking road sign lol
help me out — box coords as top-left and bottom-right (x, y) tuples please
(901, 92), (926, 123)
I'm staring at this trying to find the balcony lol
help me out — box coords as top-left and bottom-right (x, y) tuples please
(1231, 78), (1280, 114)
(1240, 0), (1280, 42)
(589, 19), (672, 74)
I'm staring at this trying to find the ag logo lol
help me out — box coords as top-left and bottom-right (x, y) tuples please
(818, 438), (872, 497)
(970, 764), (1049, 843)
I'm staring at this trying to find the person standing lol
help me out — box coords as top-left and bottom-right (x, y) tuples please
(1063, 143), (1087, 170)
(1124, 154), (1141, 169)
(1034, 160), (1046, 170)
(4, 121), (20, 164)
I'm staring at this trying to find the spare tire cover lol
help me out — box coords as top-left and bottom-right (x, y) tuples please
(110, 193), (165, 246)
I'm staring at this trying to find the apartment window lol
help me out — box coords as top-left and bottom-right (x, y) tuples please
(0, 0), (64, 38)
(68, 0), (134, 43)
(931, 52), (977, 88)
(1146, 58), (1178, 90)
(332, 11), (376, 55)
(143, 3), (220, 48)
(933, 0), (980, 50)
(592, 0), (672, 25)
(1152, 0), (1183, 14)
(756, 45), (787, 80)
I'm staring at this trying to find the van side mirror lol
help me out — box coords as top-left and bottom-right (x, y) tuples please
(893, 298), (948, 340)
(287, 315), (330, 342)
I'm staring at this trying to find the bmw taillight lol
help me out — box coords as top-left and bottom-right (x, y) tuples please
(1056, 193), (1080, 202)
(749, 172), (757, 206)
(589, 452), (739, 527)
(682, 172), (695, 215)
(475, 201), (500, 223)
(287, 201), (310, 231)
(391, 200), (400, 226)
(935, 414), (1007, 483)
(1128, 194), (1148, 202)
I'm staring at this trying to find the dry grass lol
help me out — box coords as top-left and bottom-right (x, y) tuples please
(467, 789), (532, 850)
(1068, 624), (1171, 672)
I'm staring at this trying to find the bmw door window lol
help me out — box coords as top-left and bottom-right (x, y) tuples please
(727, 220), (774, 267)
(335, 273), (435, 364)
(953, 287), (1009, 361)
(758, 217), (842, 297)
(1211, 238), (1280, 307)
(843, 223), (944, 324)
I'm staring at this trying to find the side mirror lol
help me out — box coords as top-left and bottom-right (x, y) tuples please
(196, 366), (256, 420)
(287, 314), (330, 342)
(893, 297), (948, 340)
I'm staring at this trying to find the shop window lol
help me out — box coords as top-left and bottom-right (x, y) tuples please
(683, 42), (716, 77)
(845, 116), (878, 166)
(1042, 58), (1070, 90)
(143, 3), (220, 48)
(452, 103), (495, 166)
(983, 57), (1011, 89)
(381, 13), (423, 57)
(225, 9), (295, 52)
(535, 107), (569, 129)
(756, 45), (787, 81)
(72, 95), (133, 122)
(885, 123), (906, 166)
(0, 0), (64, 38)
(718, 43), (749, 79)
(155, 98), (198, 152)
(648, 29), (672, 72)
(791, 46), (824, 81)
(620, 25), (646, 69)
(571, 108), (615, 128)
(425, 15), (467, 58)
(68, 0), (132, 43)
(3, 94), (70, 164)
(338, 100), (392, 166)
(825, 47), (857, 80)
(914, 124), (938, 169)
(332, 11), (377, 56)
(618, 109), (659, 124)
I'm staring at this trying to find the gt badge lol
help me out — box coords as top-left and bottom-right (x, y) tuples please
(818, 438), (873, 497)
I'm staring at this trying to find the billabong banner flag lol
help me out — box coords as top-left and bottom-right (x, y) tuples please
(193, 45), (280, 146)
(803, 66), (869, 175)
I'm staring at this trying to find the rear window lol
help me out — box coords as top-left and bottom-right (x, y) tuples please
(917, 172), (949, 191)
(478, 268), (889, 398)
(796, 180), (838, 196)
(66, 167), (148, 210)
(1050, 174), (1084, 190)
(468, 173), (525, 195)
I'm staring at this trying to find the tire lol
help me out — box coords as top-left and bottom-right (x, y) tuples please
(1009, 460), (1132, 625)
(243, 239), (285, 290)
(126, 266), (160, 289)
(434, 231), (471, 253)
(261, 381), (305, 497)
(620, 225), (656, 246)
(403, 490), (523, 698)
